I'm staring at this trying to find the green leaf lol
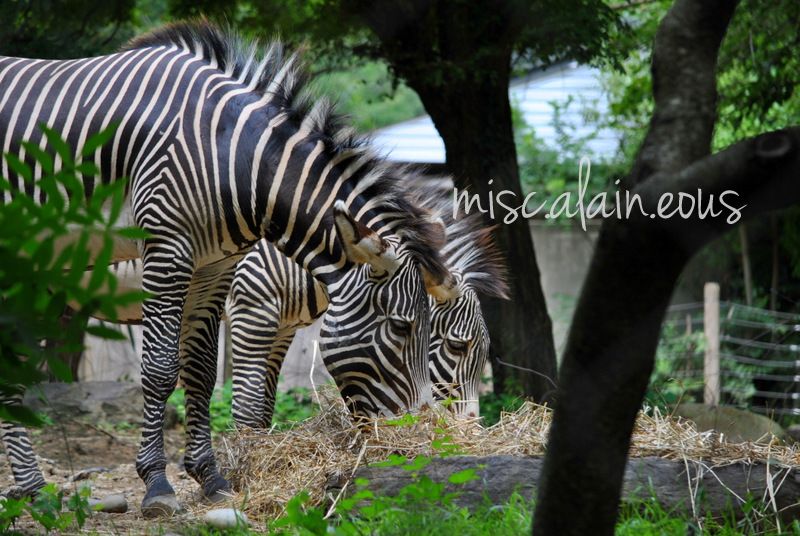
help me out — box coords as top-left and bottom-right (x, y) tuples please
(40, 125), (73, 168)
(116, 226), (149, 239)
(86, 237), (113, 293)
(385, 413), (418, 426)
(401, 455), (431, 472)
(0, 404), (45, 426)
(447, 468), (479, 485)
(4, 153), (32, 183)
(20, 141), (54, 175)
(46, 355), (73, 382)
(86, 325), (127, 340)
(371, 453), (408, 467)
(81, 123), (119, 158)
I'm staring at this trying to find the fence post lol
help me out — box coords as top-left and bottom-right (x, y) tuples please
(704, 282), (721, 406)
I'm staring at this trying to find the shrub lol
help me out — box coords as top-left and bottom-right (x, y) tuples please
(0, 125), (146, 424)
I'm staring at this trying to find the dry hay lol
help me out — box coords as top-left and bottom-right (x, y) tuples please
(221, 392), (800, 519)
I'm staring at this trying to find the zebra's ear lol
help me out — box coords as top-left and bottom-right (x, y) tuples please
(427, 215), (447, 250)
(423, 270), (461, 301)
(333, 201), (399, 273)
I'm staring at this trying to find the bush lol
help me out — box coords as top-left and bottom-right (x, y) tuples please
(0, 125), (146, 424)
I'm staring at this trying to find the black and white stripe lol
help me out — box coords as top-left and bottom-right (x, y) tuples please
(0, 21), (455, 511)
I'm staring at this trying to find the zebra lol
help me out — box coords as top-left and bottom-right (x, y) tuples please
(0, 21), (458, 515)
(228, 174), (509, 427)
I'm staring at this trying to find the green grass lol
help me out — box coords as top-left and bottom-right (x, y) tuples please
(167, 380), (317, 434)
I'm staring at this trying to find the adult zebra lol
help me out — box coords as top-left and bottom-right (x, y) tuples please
(0, 21), (456, 515)
(229, 174), (509, 427)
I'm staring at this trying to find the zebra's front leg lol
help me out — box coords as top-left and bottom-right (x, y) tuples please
(0, 393), (46, 498)
(136, 247), (193, 518)
(180, 265), (237, 501)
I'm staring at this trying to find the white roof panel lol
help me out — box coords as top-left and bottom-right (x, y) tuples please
(371, 63), (620, 164)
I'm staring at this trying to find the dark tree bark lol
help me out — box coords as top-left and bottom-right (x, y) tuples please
(43, 306), (84, 381)
(352, 0), (558, 400)
(533, 1), (800, 534)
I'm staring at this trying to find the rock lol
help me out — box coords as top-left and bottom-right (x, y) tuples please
(672, 403), (785, 443)
(23, 381), (144, 426)
(88, 494), (128, 513)
(203, 508), (250, 529)
(141, 494), (186, 518)
(71, 466), (109, 481)
(332, 455), (800, 522)
(786, 424), (800, 444)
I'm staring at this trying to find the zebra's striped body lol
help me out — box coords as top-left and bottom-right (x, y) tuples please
(0, 22), (455, 513)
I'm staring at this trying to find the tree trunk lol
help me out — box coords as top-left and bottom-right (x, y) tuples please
(738, 225), (753, 305)
(417, 62), (557, 402)
(354, 1), (558, 402)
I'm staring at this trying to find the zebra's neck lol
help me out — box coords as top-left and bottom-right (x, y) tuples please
(239, 108), (398, 286)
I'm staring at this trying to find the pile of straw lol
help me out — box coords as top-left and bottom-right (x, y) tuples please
(221, 393), (799, 518)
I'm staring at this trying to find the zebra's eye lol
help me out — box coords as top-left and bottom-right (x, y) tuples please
(388, 317), (413, 337)
(445, 338), (469, 356)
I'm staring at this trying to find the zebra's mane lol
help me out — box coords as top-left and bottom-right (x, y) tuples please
(124, 20), (450, 284)
(404, 174), (509, 300)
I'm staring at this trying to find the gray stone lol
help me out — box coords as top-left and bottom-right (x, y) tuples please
(786, 424), (800, 444)
(332, 455), (800, 522)
(203, 508), (250, 529)
(673, 403), (786, 443)
(24, 381), (144, 425)
(141, 494), (185, 518)
(88, 493), (128, 513)
(23, 381), (180, 429)
(71, 466), (110, 481)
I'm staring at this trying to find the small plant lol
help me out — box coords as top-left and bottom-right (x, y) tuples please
(273, 387), (317, 429)
(0, 483), (93, 533)
(479, 389), (525, 427)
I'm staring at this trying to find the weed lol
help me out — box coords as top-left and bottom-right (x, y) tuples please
(0, 483), (93, 533)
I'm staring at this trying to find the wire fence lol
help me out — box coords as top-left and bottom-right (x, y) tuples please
(655, 296), (800, 419)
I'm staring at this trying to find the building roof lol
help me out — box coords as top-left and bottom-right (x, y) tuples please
(370, 62), (621, 164)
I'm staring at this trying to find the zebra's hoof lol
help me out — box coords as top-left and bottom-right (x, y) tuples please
(205, 488), (234, 504)
(1, 484), (41, 500)
(141, 494), (185, 518)
(202, 475), (232, 503)
(1, 485), (27, 500)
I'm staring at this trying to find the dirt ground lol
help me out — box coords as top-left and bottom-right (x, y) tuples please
(1, 421), (252, 534)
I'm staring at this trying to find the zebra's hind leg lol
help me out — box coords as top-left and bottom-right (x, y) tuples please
(180, 263), (237, 502)
(229, 298), (280, 429)
(0, 393), (46, 499)
(262, 328), (297, 426)
(136, 244), (193, 518)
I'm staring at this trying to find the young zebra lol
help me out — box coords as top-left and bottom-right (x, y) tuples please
(229, 174), (509, 427)
(0, 21), (457, 515)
